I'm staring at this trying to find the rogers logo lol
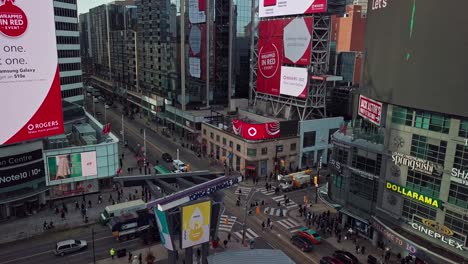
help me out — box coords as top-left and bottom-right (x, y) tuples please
(27, 120), (59, 130)
(248, 127), (257, 137)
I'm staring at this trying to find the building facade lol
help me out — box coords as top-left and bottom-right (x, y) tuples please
(54, 0), (84, 104)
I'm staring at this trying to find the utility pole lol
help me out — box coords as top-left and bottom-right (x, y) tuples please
(177, 148), (180, 161)
(143, 129), (147, 174)
(205, 0), (210, 108)
(104, 105), (107, 123)
(227, 0), (234, 110)
(92, 228), (96, 264)
(181, 0), (186, 111)
(122, 114), (125, 146)
(241, 188), (257, 245)
(93, 96), (96, 116)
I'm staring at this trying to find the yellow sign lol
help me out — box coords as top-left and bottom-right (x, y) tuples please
(385, 181), (440, 209)
(421, 218), (454, 236)
(181, 200), (211, 248)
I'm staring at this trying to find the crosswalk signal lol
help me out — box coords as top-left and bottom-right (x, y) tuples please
(314, 176), (318, 187)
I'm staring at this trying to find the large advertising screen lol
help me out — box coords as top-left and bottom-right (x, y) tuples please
(0, 0), (64, 145)
(181, 200), (211, 248)
(362, 0), (468, 117)
(257, 18), (312, 98)
(188, 0), (206, 24)
(259, 0), (326, 18)
(47, 151), (97, 184)
(232, 119), (280, 141)
(154, 207), (174, 251)
(188, 24), (206, 79)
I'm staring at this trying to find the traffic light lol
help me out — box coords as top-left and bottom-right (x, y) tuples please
(313, 176), (318, 186)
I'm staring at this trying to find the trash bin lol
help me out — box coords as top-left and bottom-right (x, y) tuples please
(117, 248), (126, 258)
(367, 254), (378, 264)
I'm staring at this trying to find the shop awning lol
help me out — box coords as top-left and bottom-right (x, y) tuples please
(245, 165), (256, 170)
(340, 208), (369, 224)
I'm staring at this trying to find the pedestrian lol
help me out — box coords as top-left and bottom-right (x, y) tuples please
(43, 221), (47, 231)
(196, 248), (201, 263)
(267, 217), (271, 227)
(223, 239), (228, 248)
(355, 244), (360, 254)
(361, 246), (366, 255)
(98, 194), (102, 204)
(128, 251), (133, 263)
(139, 253), (142, 263)
(110, 248), (115, 259)
(109, 194), (113, 202)
(61, 210), (66, 220)
(227, 233), (231, 241)
(75, 201), (79, 210)
(88, 200), (92, 208)
(338, 233), (341, 243)
(261, 221), (265, 231)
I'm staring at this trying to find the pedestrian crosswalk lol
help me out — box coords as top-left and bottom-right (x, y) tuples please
(263, 207), (288, 217)
(218, 214), (237, 233)
(275, 218), (301, 230)
(235, 187), (252, 196)
(233, 228), (259, 240)
(271, 195), (299, 209)
(257, 186), (276, 196)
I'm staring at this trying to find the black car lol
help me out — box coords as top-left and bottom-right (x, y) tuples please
(333, 250), (358, 264)
(162, 153), (173, 162)
(291, 234), (313, 252)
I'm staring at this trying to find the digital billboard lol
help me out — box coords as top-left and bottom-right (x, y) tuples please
(47, 151), (97, 184)
(0, 0), (64, 145)
(259, 0), (327, 18)
(0, 144), (44, 189)
(362, 0), (468, 117)
(358, 95), (383, 126)
(232, 119), (280, 141)
(188, 24), (206, 79)
(188, 0), (206, 24)
(155, 207), (174, 251)
(181, 200), (211, 248)
(257, 18), (312, 98)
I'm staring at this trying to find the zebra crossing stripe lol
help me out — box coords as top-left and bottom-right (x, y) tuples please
(233, 228), (258, 240)
(219, 215), (237, 232)
(290, 228), (301, 234)
(276, 218), (300, 229)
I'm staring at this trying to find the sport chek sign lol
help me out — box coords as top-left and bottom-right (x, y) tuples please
(232, 119), (280, 141)
(0, 0), (64, 145)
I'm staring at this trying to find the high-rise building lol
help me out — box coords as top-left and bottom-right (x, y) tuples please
(329, 1), (468, 263)
(54, 0), (84, 105)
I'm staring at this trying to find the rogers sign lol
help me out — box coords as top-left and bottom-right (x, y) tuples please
(0, 1), (64, 145)
(232, 119), (280, 140)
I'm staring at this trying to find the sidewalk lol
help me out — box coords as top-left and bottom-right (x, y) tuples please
(95, 229), (249, 264)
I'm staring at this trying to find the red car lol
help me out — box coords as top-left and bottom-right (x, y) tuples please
(297, 229), (321, 245)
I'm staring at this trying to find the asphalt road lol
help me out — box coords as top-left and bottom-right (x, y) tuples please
(0, 223), (152, 264)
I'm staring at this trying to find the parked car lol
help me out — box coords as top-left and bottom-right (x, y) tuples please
(162, 153), (173, 162)
(54, 239), (87, 256)
(297, 227), (321, 244)
(320, 256), (344, 264)
(291, 234), (313, 252)
(333, 250), (359, 264)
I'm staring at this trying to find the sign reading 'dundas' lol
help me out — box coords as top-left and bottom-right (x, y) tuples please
(385, 181), (441, 209)
(0, 0), (64, 145)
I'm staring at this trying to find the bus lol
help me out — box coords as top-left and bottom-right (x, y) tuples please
(154, 165), (171, 174)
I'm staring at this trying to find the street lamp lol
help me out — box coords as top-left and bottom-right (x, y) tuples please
(241, 188), (258, 245)
(92, 228), (96, 264)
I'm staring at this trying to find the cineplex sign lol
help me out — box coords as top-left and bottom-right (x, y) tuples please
(410, 218), (464, 251)
(386, 181), (441, 209)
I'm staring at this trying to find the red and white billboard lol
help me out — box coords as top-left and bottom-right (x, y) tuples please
(257, 20), (283, 96)
(232, 119), (280, 141)
(189, 0), (206, 24)
(259, 0), (327, 18)
(358, 95), (383, 126)
(0, 0), (64, 146)
(283, 17), (313, 66)
(280, 66), (308, 98)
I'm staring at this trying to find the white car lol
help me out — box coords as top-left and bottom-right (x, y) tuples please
(172, 159), (187, 172)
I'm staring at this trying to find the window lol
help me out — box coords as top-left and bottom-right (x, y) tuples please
(333, 174), (344, 189)
(216, 135), (220, 142)
(55, 21), (78, 31)
(459, 120), (468, 138)
(210, 132), (214, 139)
(229, 141), (233, 148)
(328, 128), (339, 143)
(56, 36), (80, 45)
(333, 147), (348, 164)
(203, 129), (206, 135)
(58, 50), (80, 58)
(60, 75), (81, 85)
(448, 182), (468, 209)
(303, 131), (316, 147)
(414, 110), (450, 133)
(54, 7), (77, 18)
(410, 135), (447, 165)
(55, 0), (76, 4)
(445, 210), (468, 244)
(351, 148), (382, 175)
(59, 63), (81, 72)
(349, 173), (378, 201)
(406, 170), (441, 198)
(392, 106), (413, 126)
(261, 147), (268, 155)
(290, 143), (297, 151)
(402, 199), (437, 221)
(276, 145), (283, 153)
(454, 144), (468, 172)
(235, 155), (241, 171)
(61, 88), (83, 98)
(236, 144), (241, 152)
(247, 148), (257, 157)
(222, 138), (227, 145)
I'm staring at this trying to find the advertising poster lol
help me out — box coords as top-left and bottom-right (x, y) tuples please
(259, 0), (327, 18)
(188, 24), (206, 79)
(188, 0), (206, 24)
(154, 207), (174, 251)
(280, 66), (308, 98)
(48, 151), (98, 184)
(181, 200), (211, 248)
(189, 57), (201, 78)
(0, 0), (64, 145)
(232, 119), (280, 141)
(49, 179), (99, 199)
(358, 95), (383, 126)
(257, 20), (283, 96)
(283, 17), (313, 66)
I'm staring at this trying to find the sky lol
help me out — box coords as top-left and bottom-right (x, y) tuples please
(77, 0), (114, 14)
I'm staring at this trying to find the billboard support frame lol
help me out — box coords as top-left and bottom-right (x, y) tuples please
(250, 14), (331, 120)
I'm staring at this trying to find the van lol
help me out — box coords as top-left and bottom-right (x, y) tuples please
(172, 159), (187, 172)
(100, 199), (146, 225)
(54, 239), (87, 256)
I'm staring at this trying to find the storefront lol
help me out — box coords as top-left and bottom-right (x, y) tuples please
(48, 179), (99, 200)
(339, 208), (373, 239)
